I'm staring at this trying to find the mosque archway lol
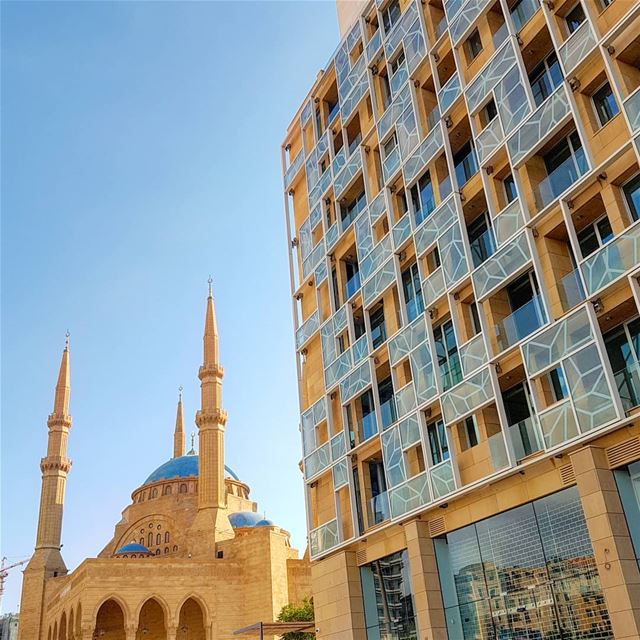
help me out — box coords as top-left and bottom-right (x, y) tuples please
(94, 598), (126, 640)
(136, 598), (166, 639)
(75, 602), (82, 639)
(176, 597), (206, 640)
(68, 608), (74, 639)
(58, 611), (67, 640)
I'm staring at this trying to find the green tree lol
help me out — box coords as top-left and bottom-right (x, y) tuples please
(277, 597), (314, 640)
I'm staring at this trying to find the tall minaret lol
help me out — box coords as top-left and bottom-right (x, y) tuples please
(188, 279), (233, 554)
(18, 336), (72, 640)
(173, 386), (185, 458)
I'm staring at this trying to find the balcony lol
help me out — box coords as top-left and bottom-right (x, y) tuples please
(558, 20), (597, 76)
(557, 268), (586, 312)
(613, 362), (640, 412)
(368, 490), (391, 526)
(623, 87), (640, 134)
(345, 271), (362, 300)
(309, 519), (339, 558)
(533, 150), (588, 210)
(380, 395), (398, 429)
(359, 411), (379, 442)
(508, 417), (544, 461)
(469, 227), (496, 268)
(454, 146), (478, 187)
(510, 0), (539, 31)
(496, 294), (546, 352)
(371, 320), (387, 350)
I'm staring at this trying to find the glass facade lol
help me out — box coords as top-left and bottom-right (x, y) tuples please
(435, 488), (613, 639)
(361, 549), (418, 640)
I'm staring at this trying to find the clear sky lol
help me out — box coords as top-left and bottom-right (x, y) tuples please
(1, 0), (338, 613)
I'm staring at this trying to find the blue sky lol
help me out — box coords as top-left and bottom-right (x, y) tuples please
(1, 0), (338, 613)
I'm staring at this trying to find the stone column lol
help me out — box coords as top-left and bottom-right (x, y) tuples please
(125, 625), (136, 640)
(404, 520), (447, 640)
(167, 626), (177, 640)
(570, 445), (640, 640)
(312, 550), (366, 640)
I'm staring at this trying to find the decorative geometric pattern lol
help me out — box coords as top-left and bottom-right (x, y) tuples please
(304, 441), (331, 479)
(331, 147), (347, 179)
(321, 320), (337, 368)
(388, 315), (427, 365)
(472, 231), (531, 300)
(459, 333), (488, 377)
(295, 309), (320, 350)
(338, 54), (367, 104)
(382, 427), (406, 488)
(341, 71), (370, 122)
(331, 431), (347, 461)
(507, 85), (571, 166)
(398, 413), (421, 447)
(334, 148), (363, 199)
(310, 204), (322, 229)
(325, 222), (339, 250)
(494, 198), (523, 245)
(392, 214), (412, 250)
(332, 459), (349, 489)
(397, 105), (420, 160)
(441, 366), (493, 424)
(423, 266), (446, 307)
(564, 344), (618, 432)
(340, 360), (372, 403)
(403, 123), (444, 186)
(333, 304), (348, 333)
(365, 27), (382, 63)
(382, 145), (401, 183)
(396, 382), (417, 418)
(404, 19), (427, 74)
(494, 65), (531, 135)
(389, 471), (430, 518)
(440, 221), (469, 287)
(314, 259), (328, 285)
(439, 72), (462, 114)
(363, 258), (396, 307)
(325, 349), (353, 389)
(369, 190), (387, 223)
(538, 398), (579, 449)
(581, 222), (640, 295)
(300, 99), (312, 127)
(522, 305), (592, 376)
(378, 83), (412, 142)
(299, 217), (312, 263)
(309, 519), (339, 558)
(302, 238), (326, 279)
(352, 333), (369, 364)
(355, 210), (374, 259)
(410, 342), (438, 403)
(623, 88), (640, 134)
(430, 460), (455, 499)
(444, 0), (465, 22)
(558, 20), (597, 76)
(389, 62), (409, 98)
(383, 0), (418, 58)
(361, 235), (393, 281)
(308, 167), (333, 210)
(466, 40), (516, 113)
(476, 115), (504, 164)
(414, 195), (457, 256)
(449, 0), (492, 45)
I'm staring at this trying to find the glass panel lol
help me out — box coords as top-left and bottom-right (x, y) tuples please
(508, 416), (543, 460)
(388, 471), (430, 517)
(493, 198), (524, 245)
(459, 333), (488, 376)
(539, 398), (579, 448)
(558, 19), (597, 75)
(309, 519), (339, 557)
(511, 0), (540, 31)
(496, 293), (547, 352)
(558, 267), (587, 311)
(439, 72), (462, 113)
(612, 361), (640, 412)
(441, 367), (493, 424)
(430, 459), (456, 499)
(623, 88), (640, 134)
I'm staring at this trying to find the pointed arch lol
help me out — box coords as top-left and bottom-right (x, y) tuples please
(135, 597), (167, 639)
(75, 602), (82, 638)
(92, 594), (130, 637)
(176, 597), (206, 640)
(58, 611), (67, 640)
(68, 607), (74, 640)
(175, 593), (210, 629)
(53, 621), (58, 640)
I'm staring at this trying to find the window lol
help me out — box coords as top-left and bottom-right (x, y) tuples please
(547, 367), (568, 402)
(469, 301), (482, 336)
(542, 131), (587, 199)
(511, 0), (539, 31)
(504, 174), (517, 203)
(379, 72), (392, 110)
(344, 259), (361, 299)
(156, 533), (161, 545)
(499, 272), (546, 349)
(148, 532), (153, 547)
(614, 461), (640, 564)
(382, 133), (397, 160)
(623, 173), (640, 221)
(382, 0), (401, 34)
(467, 212), (495, 268)
(453, 141), (478, 187)
(566, 3), (586, 33)
(165, 532), (170, 543)
(367, 459), (389, 524)
(427, 419), (449, 465)
(370, 303), (386, 349)
(378, 376), (397, 428)
(604, 318), (640, 410)
(402, 263), (424, 322)
(465, 29), (483, 60)
(592, 82), (619, 126)
(360, 550), (417, 639)
(433, 319), (462, 391)
(528, 52), (563, 107)
(389, 50), (405, 75)
(480, 98), (497, 127)
(576, 214), (614, 258)
(179, 483), (187, 493)
(341, 190), (366, 231)
(460, 415), (479, 449)
(410, 170), (436, 226)
(151, 488), (158, 498)
(598, 0), (613, 7)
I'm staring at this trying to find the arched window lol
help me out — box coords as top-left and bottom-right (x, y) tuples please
(164, 547), (169, 554)
(164, 485), (172, 496)
(156, 533), (161, 545)
(155, 549), (160, 555)
(140, 538), (144, 545)
(179, 483), (187, 494)
(165, 532), (170, 543)
(140, 492), (145, 502)
(148, 532), (153, 547)
(151, 488), (158, 498)
(173, 545), (178, 552)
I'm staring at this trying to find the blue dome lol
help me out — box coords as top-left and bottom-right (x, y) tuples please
(256, 518), (275, 527)
(228, 511), (269, 528)
(144, 454), (239, 485)
(115, 543), (150, 555)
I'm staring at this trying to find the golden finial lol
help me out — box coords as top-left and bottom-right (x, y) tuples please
(65, 330), (70, 350)
(208, 275), (213, 298)
(178, 385), (183, 401)
(187, 431), (196, 455)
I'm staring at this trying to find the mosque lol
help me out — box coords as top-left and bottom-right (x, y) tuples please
(17, 285), (311, 640)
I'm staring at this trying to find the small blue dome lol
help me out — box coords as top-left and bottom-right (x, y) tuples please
(256, 518), (275, 527)
(143, 454), (239, 485)
(115, 543), (150, 555)
(228, 511), (269, 528)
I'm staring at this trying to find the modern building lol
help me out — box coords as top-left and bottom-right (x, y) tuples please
(281, 0), (640, 638)
(0, 613), (19, 640)
(17, 286), (310, 640)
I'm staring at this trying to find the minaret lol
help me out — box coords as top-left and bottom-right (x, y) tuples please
(18, 336), (72, 640)
(173, 386), (185, 458)
(188, 279), (233, 553)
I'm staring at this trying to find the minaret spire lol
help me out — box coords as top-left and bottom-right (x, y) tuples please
(189, 279), (233, 553)
(19, 335), (73, 640)
(173, 386), (185, 458)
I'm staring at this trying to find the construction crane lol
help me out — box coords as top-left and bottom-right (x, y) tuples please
(0, 556), (30, 613)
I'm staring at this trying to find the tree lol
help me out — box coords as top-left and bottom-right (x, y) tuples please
(277, 597), (314, 640)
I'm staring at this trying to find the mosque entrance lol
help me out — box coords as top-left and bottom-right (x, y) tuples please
(177, 598), (206, 639)
(94, 599), (126, 640)
(136, 598), (166, 639)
